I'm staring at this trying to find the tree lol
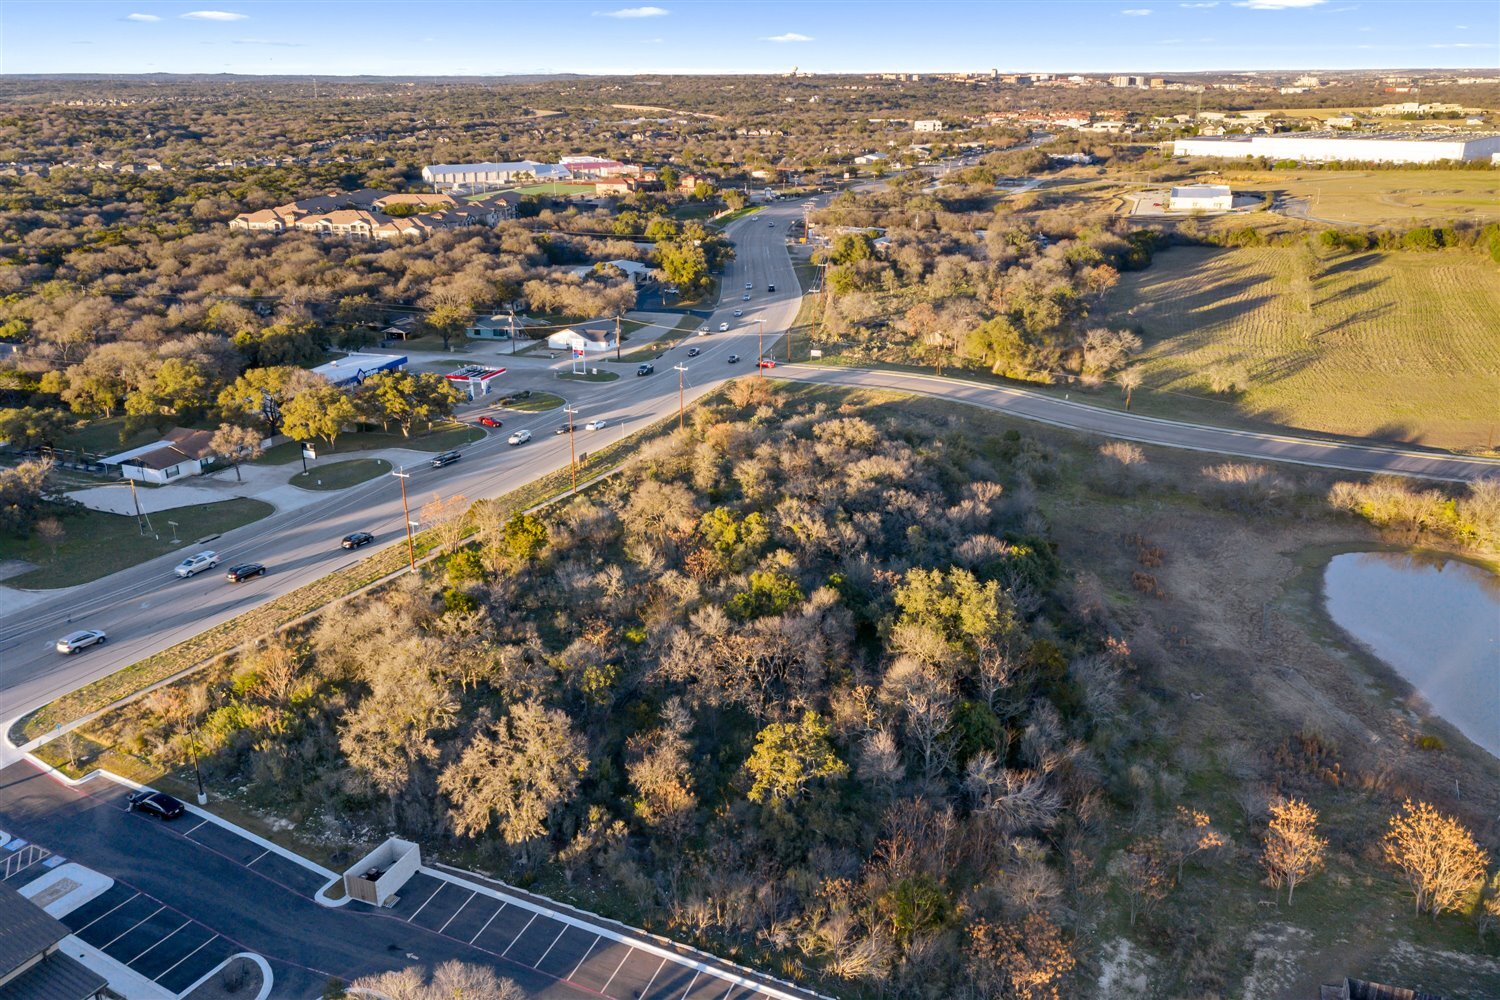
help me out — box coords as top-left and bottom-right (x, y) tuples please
(0, 459), (58, 537)
(966, 914), (1076, 1000)
(209, 423), (263, 483)
(420, 492), (471, 553)
(744, 710), (847, 808)
(1260, 798), (1327, 905)
(1108, 837), (1170, 926)
(217, 365), (325, 434)
(438, 699), (587, 846)
(1116, 366), (1143, 410)
(1165, 806), (1228, 884)
(425, 301), (473, 353)
(0, 407), (69, 452)
(1383, 799), (1490, 918)
(722, 189), (747, 211)
(657, 239), (709, 291)
(626, 699), (696, 842)
(280, 385), (357, 452)
(125, 357), (211, 417)
(35, 516), (66, 557)
(352, 961), (524, 1000)
(337, 658), (458, 823)
(501, 512), (548, 563)
(361, 371), (462, 438)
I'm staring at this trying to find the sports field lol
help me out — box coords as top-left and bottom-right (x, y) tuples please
(1218, 169), (1500, 226)
(1103, 246), (1500, 452)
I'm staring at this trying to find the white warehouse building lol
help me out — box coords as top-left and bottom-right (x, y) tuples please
(1171, 133), (1500, 165)
(1169, 184), (1233, 212)
(422, 160), (571, 193)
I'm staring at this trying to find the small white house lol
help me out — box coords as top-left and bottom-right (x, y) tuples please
(547, 322), (617, 354)
(913, 120), (944, 133)
(854, 152), (888, 165)
(1168, 184), (1233, 212)
(101, 427), (217, 485)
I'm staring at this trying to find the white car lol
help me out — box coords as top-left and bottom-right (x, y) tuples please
(56, 629), (107, 655)
(507, 429), (531, 445)
(697, 325), (709, 335)
(175, 551), (219, 578)
(745, 282), (752, 290)
(718, 322), (729, 331)
(733, 309), (743, 317)
(742, 293), (751, 301)
(585, 419), (607, 431)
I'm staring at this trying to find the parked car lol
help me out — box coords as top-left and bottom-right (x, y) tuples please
(585, 419), (607, 431)
(508, 429), (532, 445)
(727, 355), (741, 364)
(128, 790), (186, 821)
(718, 322), (729, 331)
(757, 358), (777, 369)
(431, 450), (461, 468)
(174, 551), (219, 578)
(342, 531), (374, 550)
(55, 629), (106, 655)
(687, 347), (701, 357)
(477, 416), (502, 428)
(225, 563), (267, 583)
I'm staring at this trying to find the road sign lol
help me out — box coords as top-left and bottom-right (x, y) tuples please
(302, 443), (317, 460)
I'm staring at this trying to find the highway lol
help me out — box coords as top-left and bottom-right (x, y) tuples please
(0, 201), (808, 749)
(5, 184), (1499, 751)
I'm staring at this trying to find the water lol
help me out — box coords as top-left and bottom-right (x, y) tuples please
(1322, 551), (1500, 759)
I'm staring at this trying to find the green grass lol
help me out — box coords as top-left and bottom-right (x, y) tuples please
(1219, 168), (1500, 226)
(289, 458), (391, 491)
(1101, 246), (1500, 452)
(54, 416), (188, 458)
(613, 314), (703, 363)
(557, 370), (620, 383)
(0, 499), (273, 588)
(508, 183), (600, 196)
(710, 205), (761, 228)
(253, 423), (484, 464)
(500, 392), (565, 412)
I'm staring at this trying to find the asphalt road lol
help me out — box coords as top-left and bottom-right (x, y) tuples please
(0, 202), (810, 754)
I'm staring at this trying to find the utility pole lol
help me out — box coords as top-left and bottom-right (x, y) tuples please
(673, 363), (688, 430)
(190, 726), (207, 805)
(614, 315), (622, 361)
(128, 478), (148, 535)
(757, 319), (765, 376)
(508, 310), (516, 356)
(564, 405), (579, 493)
(392, 467), (415, 572)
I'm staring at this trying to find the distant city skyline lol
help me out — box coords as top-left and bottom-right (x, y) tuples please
(2, 0), (1496, 76)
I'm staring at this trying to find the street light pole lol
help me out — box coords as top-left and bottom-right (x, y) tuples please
(190, 726), (207, 805)
(757, 319), (765, 376)
(392, 467), (415, 572)
(564, 405), (578, 493)
(615, 315), (622, 362)
(673, 363), (688, 430)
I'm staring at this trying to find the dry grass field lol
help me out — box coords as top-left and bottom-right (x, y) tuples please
(1103, 246), (1500, 452)
(1216, 169), (1500, 226)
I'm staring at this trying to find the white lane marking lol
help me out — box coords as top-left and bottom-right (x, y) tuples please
(469, 902), (506, 945)
(599, 946), (632, 994)
(406, 880), (445, 923)
(101, 904), (164, 950)
(566, 935), (601, 982)
(499, 912), (537, 958)
(438, 891), (476, 935)
(247, 848), (270, 866)
(154, 932), (219, 983)
(75, 891), (141, 934)
(184, 818), (208, 836)
(639, 955), (667, 997)
(127, 919), (191, 965)
(532, 923), (570, 969)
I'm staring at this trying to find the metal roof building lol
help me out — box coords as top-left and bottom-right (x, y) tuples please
(1172, 132), (1500, 164)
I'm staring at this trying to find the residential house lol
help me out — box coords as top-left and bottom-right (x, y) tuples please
(101, 427), (218, 485)
(600, 259), (655, 286)
(913, 120), (944, 132)
(0, 882), (109, 1000)
(594, 175), (663, 196)
(853, 152), (888, 165)
(371, 192), (456, 212)
(466, 314), (537, 340)
(547, 321), (618, 354)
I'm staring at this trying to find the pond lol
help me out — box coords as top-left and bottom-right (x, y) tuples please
(1323, 551), (1499, 759)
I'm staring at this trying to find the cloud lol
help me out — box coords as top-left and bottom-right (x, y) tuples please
(764, 32), (813, 42)
(1180, 1), (1218, 5)
(1430, 41), (1494, 48)
(124, 12), (161, 21)
(1122, 7), (1152, 13)
(232, 38), (304, 47)
(1232, 0), (1325, 8)
(594, 5), (668, 17)
(179, 10), (248, 20)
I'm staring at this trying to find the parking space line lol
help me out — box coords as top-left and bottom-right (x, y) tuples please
(75, 892), (140, 934)
(437, 891), (475, 935)
(247, 848), (271, 866)
(406, 882), (445, 924)
(639, 956), (668, 997)
(676, 971), (700, 998)
(127, 919), (191, 965)
(566, 936), (600, 981)
(183, 818), (208, 836)
(101, 904), (164, 950)
(469, 902), (505, 945)
(154, 933), (218, 983)
(499, 913), (537, 958)
(600, 947), (633, 994)
(531, 924), (568, 969)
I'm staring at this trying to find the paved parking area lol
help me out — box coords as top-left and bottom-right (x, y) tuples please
(59, 880), (239, 994)
(387, 871), (790, 1000)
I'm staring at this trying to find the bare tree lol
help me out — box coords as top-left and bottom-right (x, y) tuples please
(1115, 366), (1143, 410)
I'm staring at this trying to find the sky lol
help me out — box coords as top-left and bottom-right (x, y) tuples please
(1, 0), (1496, 76)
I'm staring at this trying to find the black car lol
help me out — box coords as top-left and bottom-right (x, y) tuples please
(128, 790), (186, 821)
(342, 531), (374, 550)
(637, 363), (655, 376)
(687, 347), (701, 357)
(727, 354), (741, 364)
(225, 562), (267, 583)
(768, 284), (776, 292)
(431, 450), (462, 468)
(554, 424), (569, 435)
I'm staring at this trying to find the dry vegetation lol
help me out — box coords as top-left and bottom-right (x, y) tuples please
(1102, 246), (1500, 451)
(1220, 169), (1500, 227)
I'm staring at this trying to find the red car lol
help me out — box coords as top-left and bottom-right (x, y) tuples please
(756, 358), (777, 369)
(478, 416), (502, 428)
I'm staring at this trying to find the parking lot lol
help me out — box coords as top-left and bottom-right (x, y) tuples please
(387, 870), (792, 1000)
(58, 881), (239, 994)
